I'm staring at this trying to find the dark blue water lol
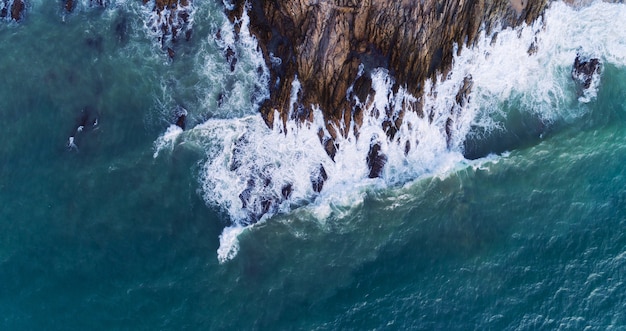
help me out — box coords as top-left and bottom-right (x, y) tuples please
(1, 1), (626, 330)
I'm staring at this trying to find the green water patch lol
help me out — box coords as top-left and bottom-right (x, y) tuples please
(0, 4), (228, 329)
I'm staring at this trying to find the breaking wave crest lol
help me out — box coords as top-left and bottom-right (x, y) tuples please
(153, 1), (626, 262)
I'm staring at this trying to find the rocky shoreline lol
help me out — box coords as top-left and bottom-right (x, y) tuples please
(2, 0), (613, 222)
(225, 0), (548, 138)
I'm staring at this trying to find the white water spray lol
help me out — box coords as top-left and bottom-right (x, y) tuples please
(154, 1), (626, 262)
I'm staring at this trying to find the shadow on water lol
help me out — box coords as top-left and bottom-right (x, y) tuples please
(463, 107), (548, 160)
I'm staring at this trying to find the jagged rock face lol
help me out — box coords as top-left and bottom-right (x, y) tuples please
(228, 0), (548, 133)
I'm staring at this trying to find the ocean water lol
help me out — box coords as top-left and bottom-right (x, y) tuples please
(1, 0), (626, 329)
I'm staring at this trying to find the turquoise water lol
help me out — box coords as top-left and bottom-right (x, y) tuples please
(1, 1), (626, 330)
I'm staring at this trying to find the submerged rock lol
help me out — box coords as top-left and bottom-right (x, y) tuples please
(85, 35), (104, 53)
(237, 176), (284, 223)
(63, 0), (106, 12)
(572, 54), (601, 90)
(67, 106), (99, 149)
(142, 0), (193, 51)
(166, 46), (175, 59)
(113, 14), (130, 44)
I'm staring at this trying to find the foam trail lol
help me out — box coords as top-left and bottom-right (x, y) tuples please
(153, 125), (183, 158)
(177, 1), (626, 262)
(68, 136), (77, 150)
(218, 225), (245, 263)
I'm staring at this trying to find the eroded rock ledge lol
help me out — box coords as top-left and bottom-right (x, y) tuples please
(227, 0), (548, 137)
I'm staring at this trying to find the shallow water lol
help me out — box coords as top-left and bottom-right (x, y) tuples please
(1, 1), (626, 330)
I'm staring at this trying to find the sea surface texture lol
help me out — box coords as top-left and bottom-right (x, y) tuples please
(1, 1), (626, 329)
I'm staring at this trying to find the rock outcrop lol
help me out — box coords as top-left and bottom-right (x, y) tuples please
(1, 0), (25, 21)
(227, 0), (549, 139)
(173, 105), (188, 130)
(572, 54), (600, 90)
(143, 0), (193, 50)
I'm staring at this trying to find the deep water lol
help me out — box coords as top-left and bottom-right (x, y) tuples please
(1, 1), (626, 330)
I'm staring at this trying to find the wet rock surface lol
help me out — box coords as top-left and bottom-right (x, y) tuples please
(572, 54), (601, 90)
(1, 0), (25, 21)
(227, 0), (549, 135)
(142, 0), (193, 55)
(366, 142), (386, 179)
(64, 0), (74, 12)
(173, 105), (188, 130)
(311, 164), (328, 193)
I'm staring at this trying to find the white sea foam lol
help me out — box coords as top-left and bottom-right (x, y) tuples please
(217, 225), (245, 263)
(175, 1), (626, 262)
(460, 1), (626, 125)
(0, 1), (16, 21)
(196, 8), (270, 119)
(68, 136), (77, 150)
(153, 124), (183, 158)
(139, 0), (195, 48)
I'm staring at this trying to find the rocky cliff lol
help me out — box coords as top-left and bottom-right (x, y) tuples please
(226, 0), (549, 150)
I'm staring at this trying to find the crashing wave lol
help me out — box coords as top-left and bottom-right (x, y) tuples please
(152, 1), (626, 262)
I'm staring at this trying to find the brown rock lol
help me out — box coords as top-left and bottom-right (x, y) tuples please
(166, 46), (175, 59)
(366, 142), (386, 178)
(227, 0), (549, 141)
(311, 164), (328, 193)
(64, 0), (74, 12)
(173, 105), (187, 129)
(10, 0), (24, 21)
